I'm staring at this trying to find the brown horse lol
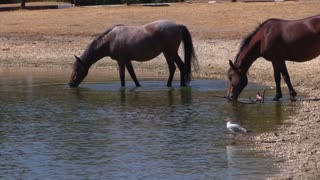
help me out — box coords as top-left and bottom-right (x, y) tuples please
(227, 15), (320, 101)
(69, 20), (198, 88)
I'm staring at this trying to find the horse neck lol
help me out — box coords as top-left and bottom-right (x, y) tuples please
(80, 42), (109, 68)
(235, 42), (260, 74)
(79, 26), (118, 68)
(80, 51), (95, 68)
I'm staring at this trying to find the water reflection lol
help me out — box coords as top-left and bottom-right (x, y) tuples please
(70, 84), (194, 108)
(225, 145), (276, 180)
(0, 69), (296, 179)
(226, 94), (292, 132)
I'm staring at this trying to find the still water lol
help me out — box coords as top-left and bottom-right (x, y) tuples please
(0, 68), (295, 179)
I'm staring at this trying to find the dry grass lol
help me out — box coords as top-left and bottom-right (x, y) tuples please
(0, 1), (319, 39)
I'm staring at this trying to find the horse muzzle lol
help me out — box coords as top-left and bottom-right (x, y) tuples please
(226, 92), (239, 101)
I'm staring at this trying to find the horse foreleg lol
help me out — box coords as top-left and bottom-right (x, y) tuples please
(125, 61), (141, 87)
(279, 62), (297, 99)
(118, 62), (125, 87)
(272, 62), (282, 101)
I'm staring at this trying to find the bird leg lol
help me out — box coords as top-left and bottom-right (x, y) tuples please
(231, 134), (237, 145)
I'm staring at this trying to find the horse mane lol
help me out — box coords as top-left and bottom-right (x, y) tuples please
(91, 24), (124, 50)
(80, 24), (123, 64)
(94, 24), (124, 42)
(234, 19), (275, 63)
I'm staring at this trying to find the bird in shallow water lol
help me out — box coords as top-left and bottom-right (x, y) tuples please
(226, 118), (249, 144)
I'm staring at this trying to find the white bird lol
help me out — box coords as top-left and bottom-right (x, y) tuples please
(226, 121), (248, 134)
(226, 118), (249, 143)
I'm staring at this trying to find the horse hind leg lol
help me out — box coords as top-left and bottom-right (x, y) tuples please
(164, 52), (186, 87)
(125, 61), (141, 87)
(279, 61), (297, 99)
(166, 60), (176, 87)
(163, 54), (176, 87)
(117, 62), (126, 87)
(173, 54), (186, 86)
(272, 61), (283, 101)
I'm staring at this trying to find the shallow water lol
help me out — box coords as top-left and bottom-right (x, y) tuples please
(0, 69), (295, 179)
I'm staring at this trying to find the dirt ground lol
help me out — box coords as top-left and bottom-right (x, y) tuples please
(0, 1), (320, 179)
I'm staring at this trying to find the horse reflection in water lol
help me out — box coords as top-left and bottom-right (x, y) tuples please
(69, 20), (198, 88)
(227, 15), (320, 101)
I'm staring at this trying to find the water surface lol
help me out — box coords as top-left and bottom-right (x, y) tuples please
(0, 69), (295, 179)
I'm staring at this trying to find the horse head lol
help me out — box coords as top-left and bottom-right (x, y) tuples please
(69, 55), (88, 88)
(227, 60), (248, 100)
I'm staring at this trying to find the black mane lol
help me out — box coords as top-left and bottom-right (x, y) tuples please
(234, 19), (275, 63)
(89, 24), (124, 52)
(80, 24), (123, 65)
(93, 24), (124, 45)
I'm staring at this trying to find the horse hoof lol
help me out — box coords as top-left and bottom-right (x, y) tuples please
(290, 91), (297, 98)
(273, 96), (281, 101)
(273, 93), (282, 101)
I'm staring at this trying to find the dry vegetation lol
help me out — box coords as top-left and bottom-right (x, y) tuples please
(0, 1), (319, 39)
(0, 1), (320, 179)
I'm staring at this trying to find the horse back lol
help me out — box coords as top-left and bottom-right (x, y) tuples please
(308, 15), (320, 33)
(282, 15), (320, 61)
(106, 20), (182, 61)
(260, 15), (320, 61)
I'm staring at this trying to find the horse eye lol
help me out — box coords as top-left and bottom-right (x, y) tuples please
(228, 75), (232, 81)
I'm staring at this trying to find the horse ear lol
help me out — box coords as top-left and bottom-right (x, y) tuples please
(229, 59), (238, 70)
(74, 55), (81, 61)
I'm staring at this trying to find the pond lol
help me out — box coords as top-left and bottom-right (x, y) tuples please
(0, 68), (295, 179)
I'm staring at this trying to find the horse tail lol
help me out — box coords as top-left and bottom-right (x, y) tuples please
(179, 25), (198, 85)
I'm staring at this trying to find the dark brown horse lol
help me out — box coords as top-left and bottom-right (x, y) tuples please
(69, 20), (198, 88)
(227, 15), (320, 101)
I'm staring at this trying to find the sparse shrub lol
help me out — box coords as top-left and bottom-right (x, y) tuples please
(0, 0), (180, 5)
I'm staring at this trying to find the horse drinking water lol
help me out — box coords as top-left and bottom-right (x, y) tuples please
(227, 15), (320, 101)
(69, 20), (198, 88)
